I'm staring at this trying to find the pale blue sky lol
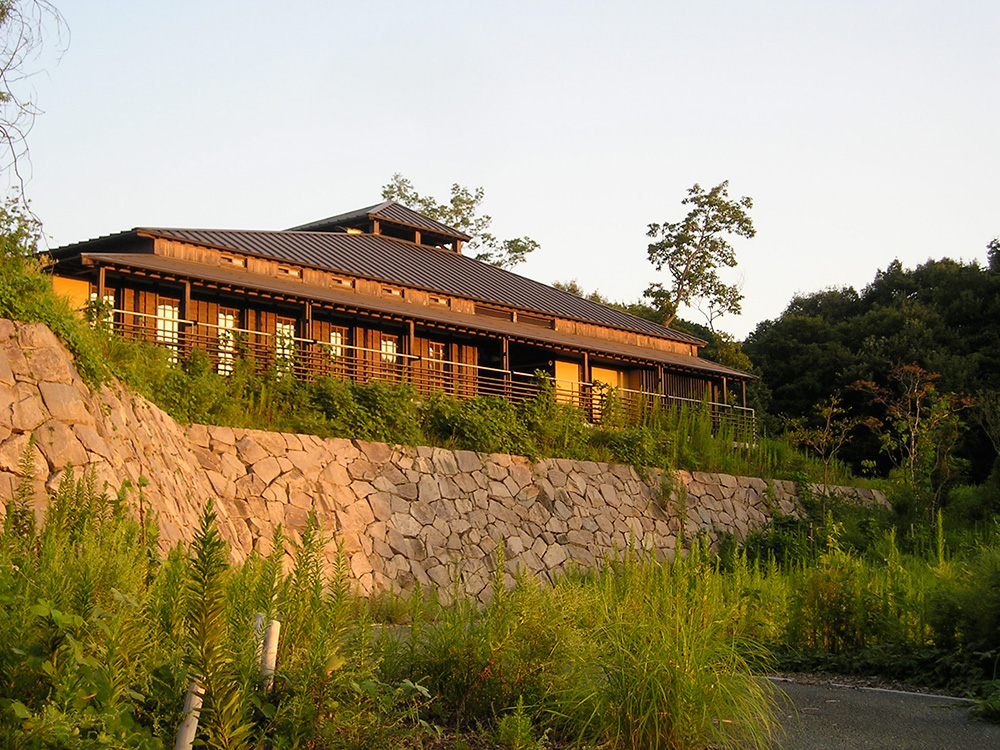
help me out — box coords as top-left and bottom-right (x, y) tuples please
(20, 0), (1000, 338)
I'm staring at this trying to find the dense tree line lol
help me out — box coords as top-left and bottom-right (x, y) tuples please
(744, 249), (1000, 483)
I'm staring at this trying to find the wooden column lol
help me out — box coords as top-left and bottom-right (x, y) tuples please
(97, 266), (107, 299)
(180, 280), (192, 356)
(722, 376), (728, 404)
(406, 320), (415, 382)
(501, 337), (510, 397)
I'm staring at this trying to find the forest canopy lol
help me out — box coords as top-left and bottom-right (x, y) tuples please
(744, 253), (1000, 484)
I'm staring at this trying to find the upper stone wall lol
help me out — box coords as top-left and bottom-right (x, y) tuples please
(0, 320), (887, 600)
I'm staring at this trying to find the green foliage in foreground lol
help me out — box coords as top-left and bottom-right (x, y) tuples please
(0, 465), (783, 749)
(6, 457), (1000, 747)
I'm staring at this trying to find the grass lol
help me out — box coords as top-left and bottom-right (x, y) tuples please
(0, 461), (786, 749)
(5, 440), (1000, 747)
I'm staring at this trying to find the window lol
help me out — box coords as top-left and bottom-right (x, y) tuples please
(380, 335), (398, 364)
(220, 254), (245, 268)
(156, 298), (180, 361)
(217, 308), (238, 375)
(427, 342), (446, 371)
(277, 265), (300, 278)
(328, 327), (347, 360)
(275, 317), (296, 373)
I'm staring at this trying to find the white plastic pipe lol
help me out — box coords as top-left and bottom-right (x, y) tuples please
(173, 679), (204, 750)
(260, 619), (281, 690)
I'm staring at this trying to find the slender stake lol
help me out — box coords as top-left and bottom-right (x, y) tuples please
(173, 679), (204, 750)
(260, 619), (281, 690)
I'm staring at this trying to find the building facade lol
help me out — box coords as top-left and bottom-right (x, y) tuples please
(47, 201), (755, 431)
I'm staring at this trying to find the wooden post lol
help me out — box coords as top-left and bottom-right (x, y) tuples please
(173, 680), (204, 750)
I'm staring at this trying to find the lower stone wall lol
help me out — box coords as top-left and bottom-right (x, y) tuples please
(0, 319), (887, 600)
(185, 426), (886, 599)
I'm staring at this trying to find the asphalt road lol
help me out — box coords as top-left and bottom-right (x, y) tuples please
(770, 679), (1000, 749)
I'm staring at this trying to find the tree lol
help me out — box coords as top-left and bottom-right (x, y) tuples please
(381, 173), (539, 269)
(0, 1), (66, 196)
(784, 394), (864, 487)
(551, 278), (610, 305)
(645, 180), (754, 329)
(855, 364), (974, 510)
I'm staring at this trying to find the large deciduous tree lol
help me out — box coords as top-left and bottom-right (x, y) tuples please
(0, 1), (66, 195)
(645, 180), (755, 329)
(381, 173), (539, 269)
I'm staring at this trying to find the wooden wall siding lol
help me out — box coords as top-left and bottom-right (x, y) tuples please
(447, 298), (471, 314)
(157, 239), (222, 267)
(553, 318), (699, 357)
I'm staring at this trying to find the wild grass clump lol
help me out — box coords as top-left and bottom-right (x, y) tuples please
(375, 542), (781, 750)
(552, 543), (778, 750)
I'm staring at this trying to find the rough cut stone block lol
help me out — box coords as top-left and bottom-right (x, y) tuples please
(234, 436), (268, 465)
(11, 391), (47, 432)
(38, 381), (93, 425)
(34, 419), (89, 470)
(319, 461), (350, 485)
(347, 459), (377, 481)
(252, 456), (282, 485)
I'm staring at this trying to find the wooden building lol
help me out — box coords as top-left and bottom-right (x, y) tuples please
(47, 201), (755, 431)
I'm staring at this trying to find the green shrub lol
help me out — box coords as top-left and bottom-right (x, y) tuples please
(0, 200), (111, 384)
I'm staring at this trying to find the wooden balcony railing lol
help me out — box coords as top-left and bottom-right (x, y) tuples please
(102, 310), (756, 438)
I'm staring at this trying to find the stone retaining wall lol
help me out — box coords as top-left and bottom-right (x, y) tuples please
(0, 319), (887, 600)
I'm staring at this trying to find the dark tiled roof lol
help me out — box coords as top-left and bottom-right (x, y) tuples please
(135, 227), (705, 347)
(288, 200), (473, 242)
